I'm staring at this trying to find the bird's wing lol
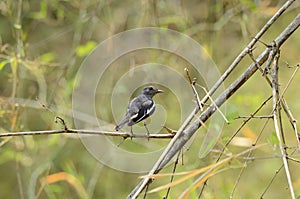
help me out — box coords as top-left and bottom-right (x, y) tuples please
(116, 95), (155, 130)
(128, 96), (155, 125)
(142, 99), (155, 116)
(127, 97), (140, 120)
(115, 97), (140, 131)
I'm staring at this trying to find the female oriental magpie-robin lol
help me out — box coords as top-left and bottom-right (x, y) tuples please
(115, 86), (163, 135)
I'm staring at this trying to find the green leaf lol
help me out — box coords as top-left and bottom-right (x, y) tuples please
(39, 52), (56, 62)
(0, 60), (9, 71)
(14, 23), (22, 29)
(76, 41), (97, 57)
(268, 132), (279, 146)
(30, 1), (48, 19)
(241, 0), (258, 11)
(222, 136), (230, 143)
(226, 109), (239, 122)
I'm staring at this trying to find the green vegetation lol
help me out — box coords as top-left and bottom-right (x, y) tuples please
(0, 0), (300, 198)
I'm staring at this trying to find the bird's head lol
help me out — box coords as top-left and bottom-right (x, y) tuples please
(141, 86), (164, 96)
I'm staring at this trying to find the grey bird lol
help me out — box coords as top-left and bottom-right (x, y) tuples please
(115, 85), (164, 135)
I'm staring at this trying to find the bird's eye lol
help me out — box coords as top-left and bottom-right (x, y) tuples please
(149, 87), (153, 90)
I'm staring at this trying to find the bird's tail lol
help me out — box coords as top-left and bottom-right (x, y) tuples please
(115, 116), (129, 131)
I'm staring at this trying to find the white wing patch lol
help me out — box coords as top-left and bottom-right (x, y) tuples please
(146, 102), (155, 115)
(130, 113), (139, 120)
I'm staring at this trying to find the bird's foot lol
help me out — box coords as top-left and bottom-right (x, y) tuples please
(144, 122), (150, 141)
(130, 127), (133, 140)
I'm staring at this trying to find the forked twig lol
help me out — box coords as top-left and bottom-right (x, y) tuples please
(55, 116), (68, 130)
(185, 68), (203, 111)
(249, 44), (300, 148)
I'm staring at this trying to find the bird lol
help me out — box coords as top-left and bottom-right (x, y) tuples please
(115, 85), (164, 136)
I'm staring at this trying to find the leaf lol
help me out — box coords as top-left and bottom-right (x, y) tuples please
(241, 0), (258, 11)
(30, 1), (47, 19)
(39, 52), (56, 62)
(148, 157), (232, 193)
(268, 131), (279, 146)
(76, 41), (97, 57)
(147, 144), (266, 195)
(226, 107), (239, 122)
(242, 126), (257, 141)
(14, 23), (22, 29)
(0, 60), (9, 71)
(42, 172), (88, 199)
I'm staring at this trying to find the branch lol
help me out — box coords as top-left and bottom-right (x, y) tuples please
(260, 148), (299, 198)
(203, 0), (297, 104)
(0, 129), (175, 139)
(271, 45), (295, 198)
(278, 64), (300, 147)
(185, 68), (203, 111)
(159, 12), (300, 172)
(127, 11), (300, 198)
(196, 83), (229, 124)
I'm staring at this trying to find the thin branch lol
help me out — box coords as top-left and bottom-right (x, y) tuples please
(196, 83), (229, 124)
(248, 41), (297, 137)
(218, 95), (272, 162)
(271, 46), (295, 198)
(0, 129), (175, 139)
(185, 68), (203, 111)
(260, 148), (299, 198)
(14, 1), (24, 198)
(278, 64), (300, 99)
(162, 126), (177, 135)
(262, 41), (278, 76)
(247, 47), (272, 85)
(198, 96), (272, 197)
(278, 64), (300, 147)
(230, 115), (272, 198)
(260, 165), (284, 198)
(287, 156), (300, 164)
(249, 42), (299, 142)
(16, 159), (24, 199)
(281, 98), (299, 146)
(55, 116), (68, 130)
(230, 63), (300, 197)
(163, 151), (181, 199)
(235, 115), (273, 119)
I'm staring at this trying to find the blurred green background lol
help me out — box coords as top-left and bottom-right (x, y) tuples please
(0, 0), (300, 198)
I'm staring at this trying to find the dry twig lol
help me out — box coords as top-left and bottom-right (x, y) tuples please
(0, 129), (175, 139)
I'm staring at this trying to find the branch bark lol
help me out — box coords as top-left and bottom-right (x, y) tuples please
(0, 129), (174, 139)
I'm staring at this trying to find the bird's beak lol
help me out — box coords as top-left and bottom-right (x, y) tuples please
(156, 89), (164, 94)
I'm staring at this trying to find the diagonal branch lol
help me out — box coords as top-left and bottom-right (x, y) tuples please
(127, 11), (300, 198)
(203, 0), (296, 103)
